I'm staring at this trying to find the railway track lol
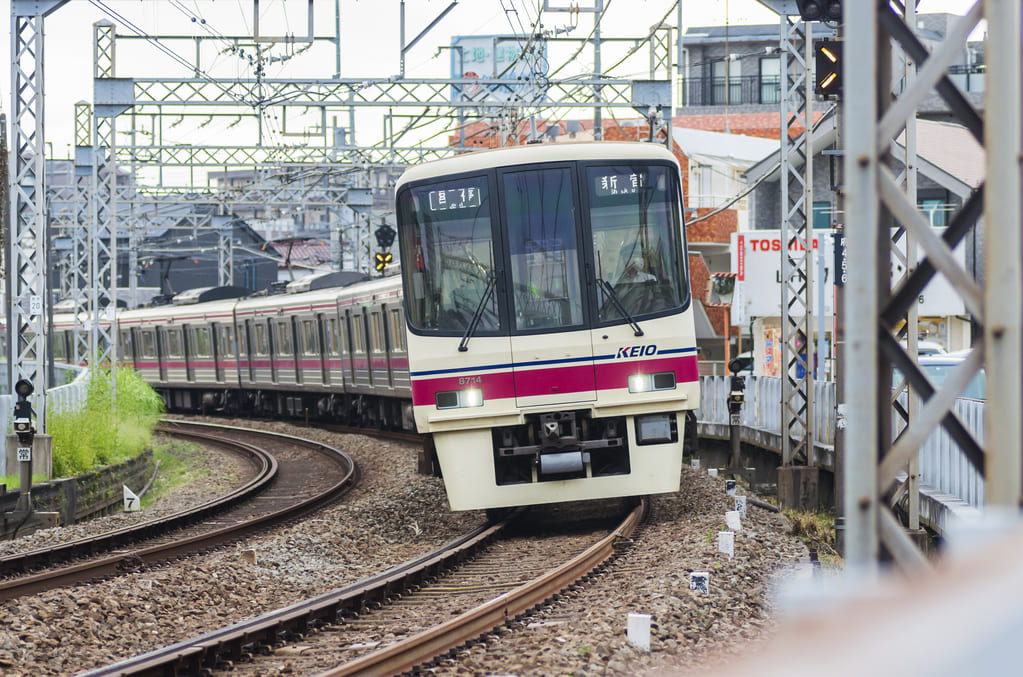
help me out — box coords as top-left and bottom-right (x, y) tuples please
(80, 498), (645, 676)
(0, 420), (357, 601)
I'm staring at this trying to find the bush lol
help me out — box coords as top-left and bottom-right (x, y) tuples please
(48, 368), (164, 478)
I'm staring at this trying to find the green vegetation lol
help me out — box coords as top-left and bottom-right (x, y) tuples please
(785, 509), (842, 566)
(141, 441), (205, 509)
(47, 368), (164, 479)
(0, 472), (48, 491)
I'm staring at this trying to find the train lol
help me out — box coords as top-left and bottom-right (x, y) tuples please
(52, 141), (702, 513)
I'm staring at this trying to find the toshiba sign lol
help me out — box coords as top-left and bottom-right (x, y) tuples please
(731, 228), (965, 325)
(731, 230), (834, 325)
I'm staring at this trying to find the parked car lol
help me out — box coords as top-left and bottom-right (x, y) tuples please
(897, 350), (985, 400)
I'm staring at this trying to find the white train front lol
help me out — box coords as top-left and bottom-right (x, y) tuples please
(60, 142), (700, 513)
(396, 142), (699, 511)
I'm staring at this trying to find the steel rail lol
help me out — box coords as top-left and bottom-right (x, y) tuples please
(321, 497), (648, 677)
(0, 420), (355, 600)
(79, 520), (506, 676)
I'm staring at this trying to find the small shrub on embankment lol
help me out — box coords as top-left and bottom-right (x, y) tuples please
(47, 368), (165, 478)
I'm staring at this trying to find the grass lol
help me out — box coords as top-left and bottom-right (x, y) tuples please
(46, 367), (165, 480)
(785, 509), (843, 566)
(0, 473), (49, 491)
(141, 441), (205, 509)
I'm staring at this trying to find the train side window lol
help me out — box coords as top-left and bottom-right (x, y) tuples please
(216, 324), (234, 358)
(352, 314), (365, 352)
(166, 328), (184, 358)
(276, 320), (294, 355)
(253, 322), (269, 356)
(325, 317), (340, 357)
(190, 326), (212, 357)
(370, 312), (384, 352)
(302, 319), (319, 356)
(390, 308), (405, 350)
(141, 330), (156, 358)
(120, 330), (133, 360)
(54, 332), (67, 361)
(236, 322), (248, 357)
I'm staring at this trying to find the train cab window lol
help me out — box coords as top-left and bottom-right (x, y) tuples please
(141, 330), (156, 358)
(504, 167), (584, 331)
(301, 319), (319, 356)
(396, 176), (500, 333)
(588, 164), (687, 322)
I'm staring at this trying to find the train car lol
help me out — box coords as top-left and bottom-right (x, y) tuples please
(395, 141), (700, 511)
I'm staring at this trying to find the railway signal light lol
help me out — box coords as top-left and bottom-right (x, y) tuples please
(815, 40), (843, 98)
(374, 251), (392, 272)
(375, 224), (396, 249)
(796, 0), (842, 22)
(13, 379), (35, 446)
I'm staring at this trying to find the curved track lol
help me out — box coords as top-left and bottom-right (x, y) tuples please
(0, 420), (356, 600)
(81, 499), (646, 676)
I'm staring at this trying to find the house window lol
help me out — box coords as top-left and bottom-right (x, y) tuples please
(759, 57), (780, 104)
(919, 198), (949, 227)
(712, 58), (742, 105)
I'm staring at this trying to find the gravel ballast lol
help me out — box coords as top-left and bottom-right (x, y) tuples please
(0, 420), (812, 675)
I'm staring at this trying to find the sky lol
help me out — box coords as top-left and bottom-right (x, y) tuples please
(2, 0), (981, 169)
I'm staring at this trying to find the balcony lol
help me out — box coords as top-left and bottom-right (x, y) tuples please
(679, 75), (781, 108)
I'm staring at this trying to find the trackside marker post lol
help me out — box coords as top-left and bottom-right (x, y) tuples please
(627, 613), (651, 650)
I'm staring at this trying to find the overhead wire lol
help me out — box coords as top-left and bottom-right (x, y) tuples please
(87, 0), (253, 107)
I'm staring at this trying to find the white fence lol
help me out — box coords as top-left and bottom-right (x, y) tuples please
(698, 375), (985, 511)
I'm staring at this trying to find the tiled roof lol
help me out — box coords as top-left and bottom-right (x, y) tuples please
(267, 240), (333, 269)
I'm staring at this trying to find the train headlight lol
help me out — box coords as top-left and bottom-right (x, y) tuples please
(628, 371), (676, 393)
(436, 388), (484, 409)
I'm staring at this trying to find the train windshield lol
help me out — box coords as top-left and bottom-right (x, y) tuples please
(398, 176), (501, 333)
(504, 167), (584, 331)
(588, 164), (686, 321)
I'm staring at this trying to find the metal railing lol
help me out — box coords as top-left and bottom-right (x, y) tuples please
(698, 375), (984, 511)
(678, 75), (781, 107)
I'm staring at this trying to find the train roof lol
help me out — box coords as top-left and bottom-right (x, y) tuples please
(119, 297), (242, 325)
(396, 141), (679, 189)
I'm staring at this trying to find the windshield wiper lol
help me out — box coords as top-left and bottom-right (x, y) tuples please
(597, 278), (644, 337)
(458, 271), (497, 352)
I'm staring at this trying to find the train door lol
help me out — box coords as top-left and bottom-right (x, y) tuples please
(317, 314), (330, 385)
(239, 319), (254, 382)
(386, 304), (409, 390)
(266, 319), (278, 383)
(212, 323), (225, 382)
(184, 325), (196, 381)
(324, 314), (343, 387)
(157, 327), (168, 381)
(369, 307), (388, 388)
(341, 308), (357, 386)
(350, 309), (371, 388)
(502, 165), (596, 406)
